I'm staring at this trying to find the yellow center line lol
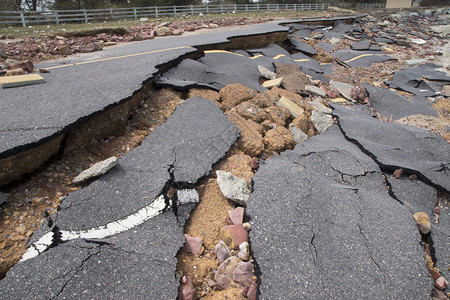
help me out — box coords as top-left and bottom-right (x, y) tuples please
(343, 53), (375, 63)
(204, 50), (246, 58)
(41, 46), (193, 71)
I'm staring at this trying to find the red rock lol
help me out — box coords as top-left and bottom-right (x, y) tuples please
(241, 285), (249, 297)
(233, 261), (253, 286)
(220, 224), (248, 250)
(393, 169), (403, 178)
(260, 152), (270, 161)
(250, 157), (259, 169)
(181, 234), (203, 256)
(431, 289), (447, 300)
(186, 25), (197, 32)
(435, 276), (448, 290)
(39, 68), (50, 73)
(228, 207), (244, 225)
(58, 45), (71, 55)
(18, 60), (34, 72)
(173, 29), (184, 36)
(215, 256), (240, 289)
(435, 207), (440, 215)
(350, 85), (368, 102)
(327, 89), (340, 98)
(247, 284), (257, 300)
(215, 240), (232, 263)
(177, 276), (196, 300)
(409, 174), (418, 180)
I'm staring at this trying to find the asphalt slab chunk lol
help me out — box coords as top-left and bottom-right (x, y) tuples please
(247, 126), (431, 299)
(331, 50), (396, 68)
(332, 104), (450, 192)
(289, 37), (318, 55)
(386, 64), (450, 96)
(386, 176), (438, 217)
(156, 53), (265, 92)
(363, 83), (438, 119)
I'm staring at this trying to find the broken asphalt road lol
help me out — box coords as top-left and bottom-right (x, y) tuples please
(0, 97), (239, 299)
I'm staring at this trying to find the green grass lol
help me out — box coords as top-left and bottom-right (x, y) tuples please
(0, 10), (327, 38)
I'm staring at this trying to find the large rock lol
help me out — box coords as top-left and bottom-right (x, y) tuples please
(72, 156), (118, 184)
(332, 104), (450, 192)
(216, 170), (251, 205)
(247, 125), (431, 299)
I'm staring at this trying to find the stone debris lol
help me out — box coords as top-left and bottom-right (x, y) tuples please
(220, 224), (248, 250)
(435, 276), (448, 290)
(277, 96), (304, 118)
(330, 80), (355, 102)
(413, 212), (431, 235)
(311, 110), (333, 134)
(257, 65), (277, 80)
(262, 77), (283, 89)
(72, 156), (118, 184)
(216, 170), (251, 205)
(237, 241), (250, 261)
(177, 189), (200, 205)
(305, 85), (326, 97)
(228, 207), (244, 225)
(181, 234), (203, 256)
(177, 276), (196, 300)
(289, 123), (308, 144)
(215, 240), (232, 264)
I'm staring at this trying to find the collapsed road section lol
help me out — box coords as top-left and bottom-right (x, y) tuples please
(1, 10), (450, 300)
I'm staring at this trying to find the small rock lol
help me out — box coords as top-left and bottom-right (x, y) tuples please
(58, 45), (71, 55)
(18, 60), (34, 72)
(155, 26), (171, 36)
(409, 174), (418, 180)
(181, 234), (203, 256)
(220, 224), (248, 250)
(289, 123), (308, 144)
(405, 59), (428, 66)
(393, 169), (403, 178)
(250, 157), (259, 169)
(330, 98), (349, 103)
(5, 68), (26, 76)
(16, 224), (27, 235)
(258, 65), (277, 80)
(80, 45), (95, 53)
(330, 80), (355, 102)
(310, 101), (332, 114)
(216, 170), (251, 206)
(262, 77), (283, 89)
(305, 85), (326, 97)
(177, 276), (195, 300)
(311, 111), (333, 134)
(247, 284), (257, 300)
(39, 68), (50, 73)
(435, 207), (440, 215)
(92, 42), (103, 51)
(431, 288), (448, 300)
(232, 261), (254, 287)
(228, 207), (244, 225)
(350, 86), (368, 102)
(410, 38), (427, 45)
(329, 37), (341, 44)
(310, 79), (321, 86)
(139, 17), (149, 22)
(177, 189), (200, 205)
(238, 241), (250, 261)
(243, 222), (251, 231)
(215, 256), (240, 289)
(327, 89), (340, 99)
(277, 96), (304, 118)
(413, 212), (431, 235)
(435, 276), (448, 290)
(209, 23), (219, 28)
(215, 240), (232, 263)
(73, 156), (118, 184)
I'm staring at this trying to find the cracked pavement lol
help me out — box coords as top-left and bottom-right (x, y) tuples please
(246, 126), (431, 299)
(0, 97), (239, 298)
